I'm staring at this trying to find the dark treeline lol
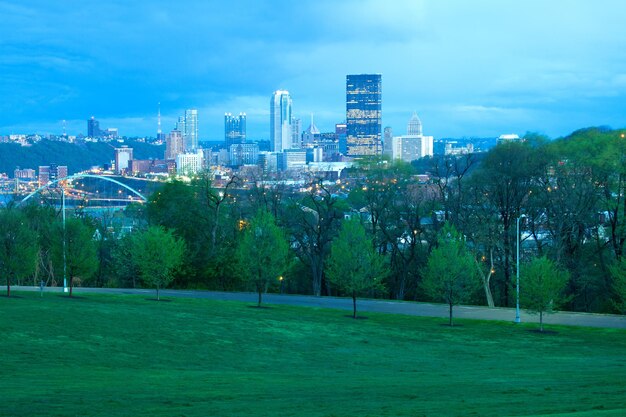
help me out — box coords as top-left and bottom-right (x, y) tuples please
(1, 127), (625, 314)
(0, 139), (165, 174)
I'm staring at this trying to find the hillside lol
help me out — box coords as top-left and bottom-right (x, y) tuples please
(0, 139), (166, 175)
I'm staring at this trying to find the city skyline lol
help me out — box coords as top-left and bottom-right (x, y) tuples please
(1, 1), (626, 139)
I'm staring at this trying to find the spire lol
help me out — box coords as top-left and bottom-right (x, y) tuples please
(157, 102), (162, 135)
(407, 111), (422, 136)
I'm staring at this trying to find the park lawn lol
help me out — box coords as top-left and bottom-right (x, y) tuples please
(1, 292), (625, 417)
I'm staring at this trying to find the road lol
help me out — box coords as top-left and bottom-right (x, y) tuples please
(12, 285), (626, 329)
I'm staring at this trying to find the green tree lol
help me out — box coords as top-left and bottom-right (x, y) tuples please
(470, 141), (540, 306)
(609, 257), (626, 314)
(236, 210), (289, 307)
(0, 209), (38, 297)
(521, 256), (570, 331)
(421, 224), (480, 326)
(53, 218), (98, 297)
(326, 218), (387, 319)
(132, 226), (185, 301)
(285, 177), (346, 296)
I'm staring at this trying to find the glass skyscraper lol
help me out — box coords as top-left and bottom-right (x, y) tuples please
(184, 109), (198, 151)
(225, 112), (247, 146)
(270, 90), (293, 152)
(346, 74), (382, 156)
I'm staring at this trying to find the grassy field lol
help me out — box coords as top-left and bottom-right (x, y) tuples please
(2, 292), (626, 417)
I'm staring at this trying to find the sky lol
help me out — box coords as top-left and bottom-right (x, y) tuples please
(1, 0), (625, 140)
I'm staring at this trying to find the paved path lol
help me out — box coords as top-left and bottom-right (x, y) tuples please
(13, 286), (626, 329)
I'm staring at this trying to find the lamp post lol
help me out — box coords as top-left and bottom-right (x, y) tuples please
(62, 186), (68, 293)
(515, 214), (526, 323)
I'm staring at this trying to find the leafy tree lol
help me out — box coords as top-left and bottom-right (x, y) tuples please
(285, 177), (346, 296)
(470, 141), (540, 306)
(421, 224), (480, 326)
(521, 256), (570, 331)
(53, 217), (98, 297)
(609, 256), (626, 314)
(0, 208), (38, 297)
(21, 204), (59, 287)
(132, 226), (185, 301)
(326, 218), (387, 318)
(236, 210), (289, 307)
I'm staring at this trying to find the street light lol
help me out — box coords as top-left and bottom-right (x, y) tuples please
(515, 214), (527, 323)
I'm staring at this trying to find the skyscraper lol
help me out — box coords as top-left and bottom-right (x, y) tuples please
(166, 129), (184, 160)
(184, 109), (198, 151)
(346, 74), (382, 157)
(383, 126), (393, 157)
(407, 112), (422, 136)
(270, 90), (292, 152)
(87, 116), (100, 138)
(114, 146), (134, 175)
(225, 112), (247, 146)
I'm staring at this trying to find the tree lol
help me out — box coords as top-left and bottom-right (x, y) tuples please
(470, 141), (540, 306)
(521, 256), (570, 331)
(421, 224), (480, 326)
(132, 226), (185, 301)
(53, 218), (98, 297)
(236, 210), (289, 307)
(285, 177), (345, 296)
(0, 209), (38, 297)
(326, 218), (387, 319)
(609, 256), (626, 314)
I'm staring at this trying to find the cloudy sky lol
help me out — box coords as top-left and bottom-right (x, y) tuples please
(1, 0), (625, 140)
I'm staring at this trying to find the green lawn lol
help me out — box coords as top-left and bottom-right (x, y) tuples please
(2, 292), (625, 417)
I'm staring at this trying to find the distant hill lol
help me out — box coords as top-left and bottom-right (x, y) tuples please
(0, 139), (165, 176)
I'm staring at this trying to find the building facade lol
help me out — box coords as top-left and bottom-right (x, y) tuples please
(184, 109), (198, 151)
(87, 117), (100, 138)
(114, 147), (134, 175)
(270, 90), (293, 152)
(346, 74), (382, 157)
(391, 135), (434, 162)
(166, 129), (185, 160)
(176, 150), (204, 176)
(225, 112), (246, 146)
(229, 142), (259, 167)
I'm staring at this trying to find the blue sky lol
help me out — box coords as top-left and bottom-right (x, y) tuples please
(1, 0), (625, 140)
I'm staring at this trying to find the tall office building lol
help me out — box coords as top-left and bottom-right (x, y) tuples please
(383, 126), (393, 157)
(391, 113), (433, 163)
(407, 112), (423, 136)
(346, 74), (382, 156)
(302, 114), (320, 147)
(225, 112), (247, 146)
(291, 116), (301, 148)
(270, 90), (293, 152)
(114, 146), (134, 175)
(336, 123), (347, 154)
(166, 129), (185, 160)
(87, 116), (100, 138)
(184, 109), (198, 151)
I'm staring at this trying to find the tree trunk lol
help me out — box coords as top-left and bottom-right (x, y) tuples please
(69, 276), (73, 297)
(352, 291), (357, 319)
(7, 274), (10, 297)
(156, 285), (160, 301)
(539, 311), (544, 332)
(449, 302), (453, 327)
(258, 287), (262, 307)
(312, 260), (322, 296)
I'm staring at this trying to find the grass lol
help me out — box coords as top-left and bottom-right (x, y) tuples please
(2, 292), (626, 417)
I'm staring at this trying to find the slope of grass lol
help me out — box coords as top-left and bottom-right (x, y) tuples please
(2, 292), (625, 416)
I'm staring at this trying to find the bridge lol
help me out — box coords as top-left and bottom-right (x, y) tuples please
(18, 173), (148, 206)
